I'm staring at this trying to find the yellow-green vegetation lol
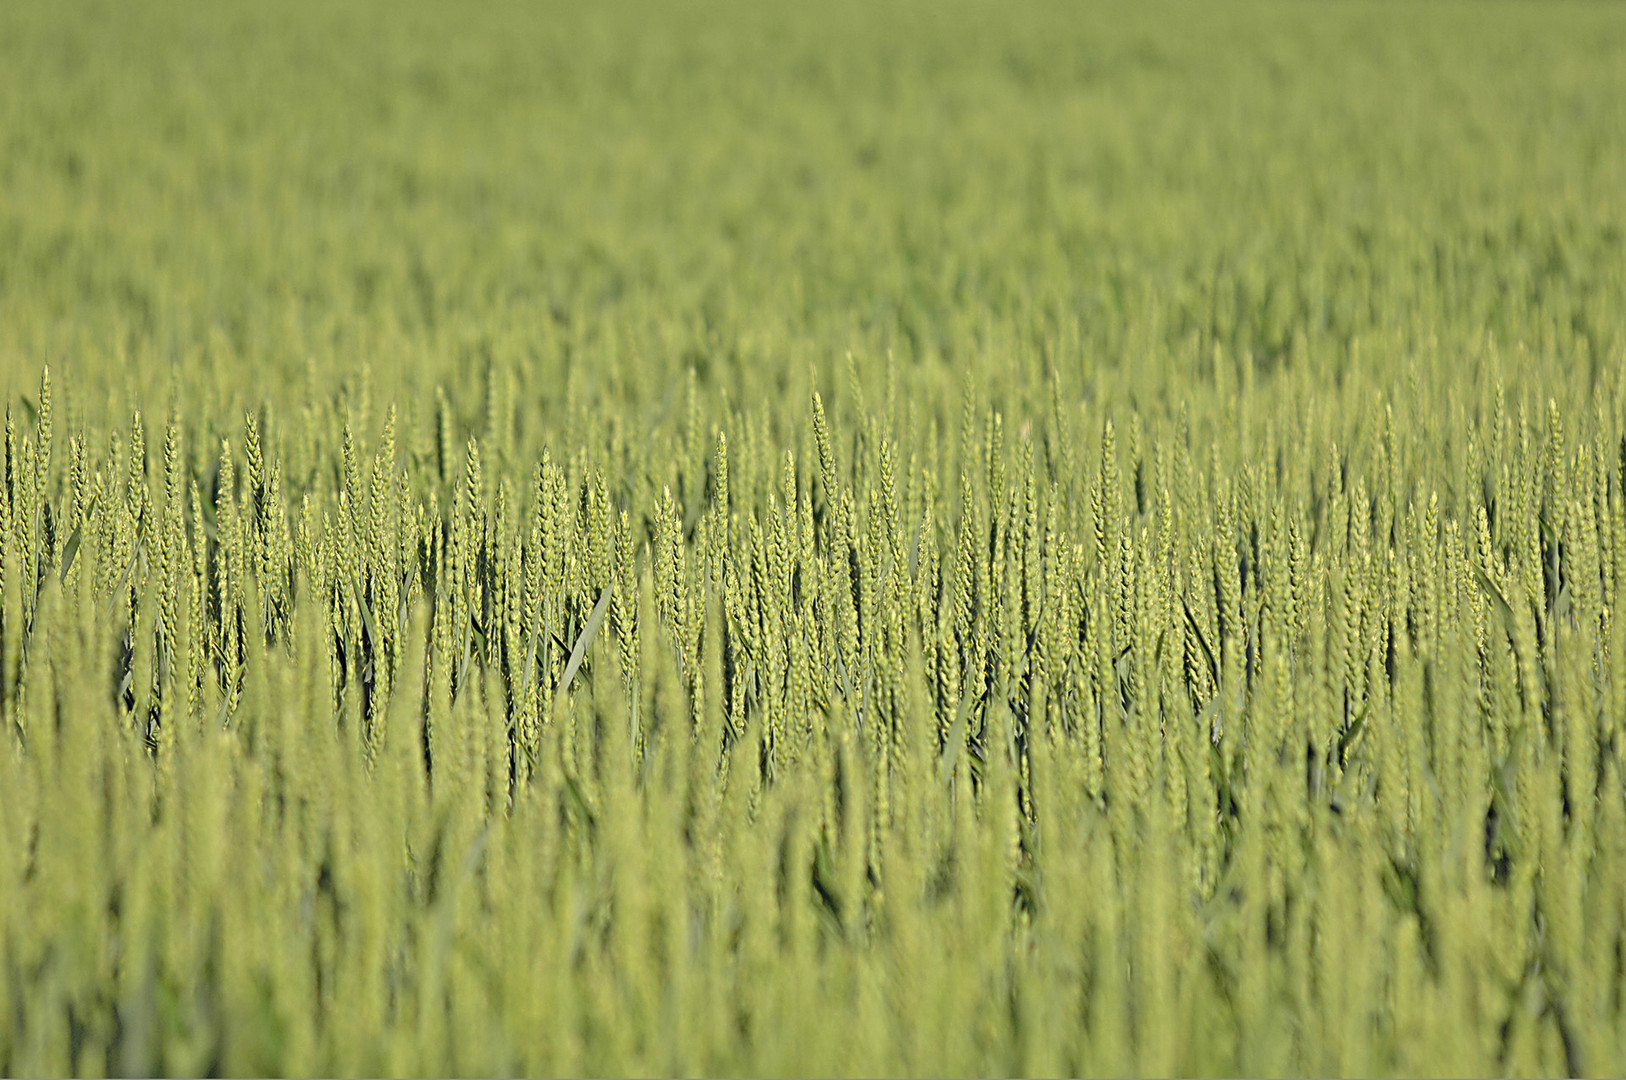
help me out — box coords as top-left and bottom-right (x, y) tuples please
(3, 0), (1626, 1075)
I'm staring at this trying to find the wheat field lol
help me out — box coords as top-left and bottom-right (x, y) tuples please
(1, 1), (1625, 1075)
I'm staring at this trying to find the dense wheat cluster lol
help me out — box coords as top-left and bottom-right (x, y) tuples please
(3, 1), (1626, 1075)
